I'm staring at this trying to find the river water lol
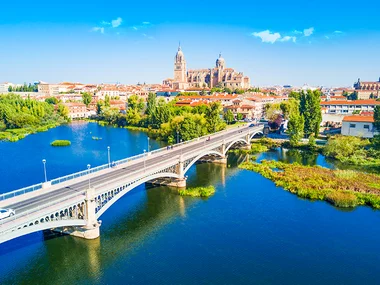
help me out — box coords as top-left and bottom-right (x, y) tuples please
(1, 122), (380, 284)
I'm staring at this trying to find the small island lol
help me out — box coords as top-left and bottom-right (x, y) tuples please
(179, 186), (215, 197)
(51, 140), (71, 147)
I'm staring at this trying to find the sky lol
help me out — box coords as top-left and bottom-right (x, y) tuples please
(0, 0), (380, 87)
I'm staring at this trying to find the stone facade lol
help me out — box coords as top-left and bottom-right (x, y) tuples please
(172, 45), (250, 90)
(354, 78), (380, 99)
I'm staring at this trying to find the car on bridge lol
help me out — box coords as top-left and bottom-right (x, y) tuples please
(0, 208), (15, 220)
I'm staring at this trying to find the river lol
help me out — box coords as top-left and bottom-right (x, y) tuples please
(1, 122), (380, 284)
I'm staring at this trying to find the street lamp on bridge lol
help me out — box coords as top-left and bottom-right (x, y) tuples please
(107, 146), (111, 168)
(42, 159), (47, 183)
(87, 164), (91, 189)
(147, 137), (150, 152)
(176, 131), (179, 144)
(143, 149), (146, 170)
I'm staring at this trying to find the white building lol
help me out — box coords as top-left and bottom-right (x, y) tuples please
(321, 100), (380, 115)
(341, 115), (378, 138)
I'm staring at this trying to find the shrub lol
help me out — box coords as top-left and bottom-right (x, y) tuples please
(179, 186), (215, 197)
(326, 191), (358, 208)
(51, 140), (71, 147)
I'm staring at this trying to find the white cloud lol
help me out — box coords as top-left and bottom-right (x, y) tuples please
(92, 27), (104, 34)
(325, 35), (330, 39)
(142, 22), (150, 25)
(252, 30), (281, 44)
(280, 36), (296, 43)
(293, 30), (303, 34)
(101, 21), (111, 25)
(334, 30), (343, 34)
(133, 26), (138, 30)
(111, 17), (123, 28)
(304, 27), (314, 37)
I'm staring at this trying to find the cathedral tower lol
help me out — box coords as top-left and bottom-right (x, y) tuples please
(174, 44), (187, 83)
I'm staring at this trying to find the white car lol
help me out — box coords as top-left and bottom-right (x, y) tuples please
(0, 208), (15, 220)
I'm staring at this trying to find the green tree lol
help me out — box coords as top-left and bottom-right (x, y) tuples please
(223, 110), (234, 124)
(127, 95), (144, 112)
(205, 102), (225, 132)
(374, 106), (380, 132)
(82, 92), (92, 107)
(288, 112), (304, 146)
(45, 97), (59, 105)
(145, 93), (157, 118)
(57, 103), (69, 119)
(236, 113), (244, 121)
(299, 90), (322, 137)
(104, 95), (110, 107)
(96, 100), (104, 115)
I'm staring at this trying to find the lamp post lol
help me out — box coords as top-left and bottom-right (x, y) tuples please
(42, 159), (47, 183)
(177, 131), (179, 144)
(147, 137), (150, 152)
(87, 164), (91, 189)
(107, 146), (111, 168)
(143, 149), (146, 170)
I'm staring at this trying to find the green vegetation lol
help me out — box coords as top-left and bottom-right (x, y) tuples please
(82, 92), (92, 107)
(0, 94), (69, 142)
(92, 136), (102, 140)
(179, 186), (216, 197)
(51, 140), (71, 147)
(323, 135), (380, 167)
(95, 93), (226, 144)
(8, 83), (38, 92)
(239, 160), (380, 209)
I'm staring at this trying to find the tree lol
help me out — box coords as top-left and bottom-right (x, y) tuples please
(348, 91), (358, 100)
(82, 92), (92, 107)
(223, 110), (234, 124)
(96, 100), (104, 115)
(57, 103), (69, 119)
(205, 102), (225, 132)
(236, 113), (244, 121)
(299, 90), (322, 137)
(45, 97), (59, 105)
(269, 114), (282, 130)
(127, 95), (144, 112)
(223, 87), (232, 94)
(288, 112), (304, 146)
(104, 95), (110, 107)
(374, 106), (380, 132)
(146, 93), (157, 119)
(8, 86), (12, 92)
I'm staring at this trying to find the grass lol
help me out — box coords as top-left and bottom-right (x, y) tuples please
(0, 123), (59, 142)
(51, 140), (71, 147)
(239, 160), (380, 209)
(179, 186), (216, 197)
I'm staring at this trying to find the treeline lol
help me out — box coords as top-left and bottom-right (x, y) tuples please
(95, 93), (226, 143)
(0, 94), (69, 141)
(8, 83), (38, 92)
(264, 90), (322, 146)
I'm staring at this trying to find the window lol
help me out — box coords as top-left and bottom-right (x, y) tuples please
(350, 124), (356, 128)
(364, 125), (370, 129)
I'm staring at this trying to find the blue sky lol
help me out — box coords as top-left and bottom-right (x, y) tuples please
(0, 0), (379, 87)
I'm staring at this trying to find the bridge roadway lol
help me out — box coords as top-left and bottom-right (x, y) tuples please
(0, 125), (259, 219)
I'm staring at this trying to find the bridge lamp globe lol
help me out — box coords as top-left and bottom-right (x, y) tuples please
(42, 159), (47, 183)
(107, 146), (111, 167)
(87, 164), (91, 189)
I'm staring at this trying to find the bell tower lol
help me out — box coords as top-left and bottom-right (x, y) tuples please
(174, 43), (186, 83)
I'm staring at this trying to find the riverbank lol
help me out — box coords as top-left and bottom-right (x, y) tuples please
(239, 160), (380, 209)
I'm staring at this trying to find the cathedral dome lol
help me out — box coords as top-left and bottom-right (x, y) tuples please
(175, 45), (185, 63)
(216, 53), (225, 68)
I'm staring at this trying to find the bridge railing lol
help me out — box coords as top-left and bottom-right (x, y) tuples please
(0, 124), (252, 202)
(0, 191), (85, 230)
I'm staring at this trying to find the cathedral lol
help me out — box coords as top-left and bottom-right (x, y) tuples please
(167, 45), (250, 90)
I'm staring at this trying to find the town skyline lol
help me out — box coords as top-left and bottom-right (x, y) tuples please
(1, 0), (380, 86)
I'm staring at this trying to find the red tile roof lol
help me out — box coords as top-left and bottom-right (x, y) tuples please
(343, 115), (374, 123)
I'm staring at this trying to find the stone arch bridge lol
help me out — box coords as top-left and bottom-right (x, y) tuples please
(0, 125), (263, 244)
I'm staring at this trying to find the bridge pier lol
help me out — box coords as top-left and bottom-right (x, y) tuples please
(53, 187), (101, 240)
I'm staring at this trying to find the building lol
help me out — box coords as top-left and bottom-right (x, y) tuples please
(171, 45), (250, 90)
(0, 82), (14, 93)
(38, 82), (59, 97)
(354, 78), (380, 99)
(64, 102), (88, 119)
(320, 99), (380, 114)
(341, 115), (378, 138)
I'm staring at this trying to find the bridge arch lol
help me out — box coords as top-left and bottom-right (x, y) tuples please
(0, 219), (86, 245)
(96, 172), (180, 219)
(249, 131), (264, 141)
(183, 150), (224, 174)
(224, 138), (249, 155)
